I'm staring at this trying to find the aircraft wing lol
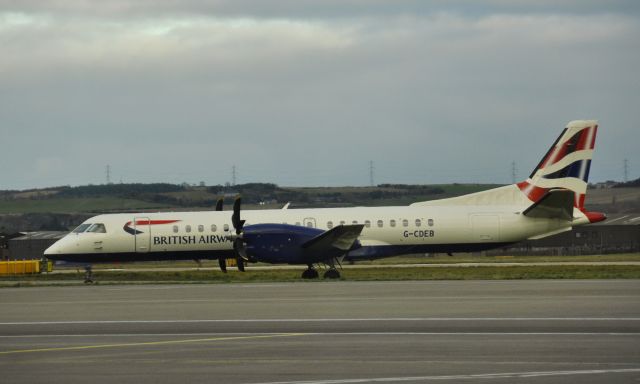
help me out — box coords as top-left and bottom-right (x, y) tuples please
(522, 188), (574, 221)
(302, 224), (365, 252)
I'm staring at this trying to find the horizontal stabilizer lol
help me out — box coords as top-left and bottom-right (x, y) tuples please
(522, 189), (574, 221)
(302, 224), (364, 252)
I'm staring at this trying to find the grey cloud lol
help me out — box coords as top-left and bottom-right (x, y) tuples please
(1, 4), (639, 189)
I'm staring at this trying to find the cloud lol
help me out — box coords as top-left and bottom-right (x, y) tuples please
(1, 2), (639, 189)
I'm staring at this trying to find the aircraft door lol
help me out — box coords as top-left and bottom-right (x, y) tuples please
(470, 215), (500, 242)
(303, 218), (316, 228)
(134, 217), (151, 253)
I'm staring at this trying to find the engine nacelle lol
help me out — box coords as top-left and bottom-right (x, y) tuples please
(241, 224), (324, 264)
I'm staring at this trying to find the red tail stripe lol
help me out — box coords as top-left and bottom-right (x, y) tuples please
(575, 127), (591, 151)
(539, 126), (596, 170)
(518, 181), (584, 209)
(589, 125), (598, 150)
(517, 181), (548, 203)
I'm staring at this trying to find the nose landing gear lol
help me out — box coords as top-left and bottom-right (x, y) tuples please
(84, 265), (94, 284)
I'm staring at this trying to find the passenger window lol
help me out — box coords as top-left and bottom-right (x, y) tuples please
(327, 221), (334, 229)
(295, 222), (301, 226)
(198, 225), (204, 233)
(402, 219), (408, 227)
(352, 220), (358, 225)
(87, 223), (106, 233)
(390, 219), (396, 227)
(211, 224), (217, 232)
(223, 224), (229, 232)
(377, 220), (383, 228)
(73, 224), (92, 233)
(364, 220), (371, 228)
(415, 219), (422, 227)
(340, 220), (346, 225)
(186, 225), (192, 233)
(173, 225), (179, 233)
(428, 219), (434, 227)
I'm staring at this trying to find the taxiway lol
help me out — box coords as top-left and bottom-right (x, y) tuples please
(1, 280), (639, 383)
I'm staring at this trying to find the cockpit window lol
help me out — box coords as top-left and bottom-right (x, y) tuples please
(72, 224), (92, 233)
(86, 223), (107, 233)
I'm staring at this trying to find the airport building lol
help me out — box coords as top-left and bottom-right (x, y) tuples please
(5, 232), (66, 260)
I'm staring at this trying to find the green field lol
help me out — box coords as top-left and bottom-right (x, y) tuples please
(2, 264), (639, 287)
(40, 253), (640, 271)
(0, 197), (169, 214)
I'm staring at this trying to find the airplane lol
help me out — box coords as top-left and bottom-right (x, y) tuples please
(44, 120), (605, 281)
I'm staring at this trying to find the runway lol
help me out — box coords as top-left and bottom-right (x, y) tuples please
(1, 280), (639, 383)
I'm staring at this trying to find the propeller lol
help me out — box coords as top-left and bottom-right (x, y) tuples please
(231, 196), (247, 272)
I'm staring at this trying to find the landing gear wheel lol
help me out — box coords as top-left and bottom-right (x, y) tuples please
(301, 267), (319, 279)
(323, 268), (340, 279)
(84, 265), (94, 284)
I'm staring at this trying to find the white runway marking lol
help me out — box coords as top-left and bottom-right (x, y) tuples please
(1, 332), (639, 338)
(3, 295), (637, 305)
(249, 368), (640, 383)
(1, 317), (639, 325)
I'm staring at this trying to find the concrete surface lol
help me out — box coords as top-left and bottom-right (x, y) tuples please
(1, 280), (639, 383)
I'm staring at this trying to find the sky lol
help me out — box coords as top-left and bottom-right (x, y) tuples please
(1, 1), (639, 190)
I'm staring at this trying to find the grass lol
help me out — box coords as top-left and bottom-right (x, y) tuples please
(0, 197), (169, 214)
(357, 253), (640, 264)
(46, 253), (640, 271)
(2, 265), (640, 287)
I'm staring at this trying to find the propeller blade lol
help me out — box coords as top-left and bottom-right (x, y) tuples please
(231, 196), (248, 271)
(236, 257), (245, 272)
(215, 197), (224, 211)
(218, 258), (227, 273)
(233, 238), (249, 261)
(232, 197), (245, 234)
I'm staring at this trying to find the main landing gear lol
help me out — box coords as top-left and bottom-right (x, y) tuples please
(301, 265), (319, 279)
(300, 264), (341, 279)
(323, 268), (340, 279)
(323, 258), (341, 279)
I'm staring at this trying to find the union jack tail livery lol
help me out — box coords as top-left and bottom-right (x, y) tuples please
(518, 120), (605, 223)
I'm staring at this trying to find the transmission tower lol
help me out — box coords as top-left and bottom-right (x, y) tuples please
(623, 159), (629, 183)
(369, 160), (375, 187)
(105, 165), (112, 184)
(232, 165), (237, 186)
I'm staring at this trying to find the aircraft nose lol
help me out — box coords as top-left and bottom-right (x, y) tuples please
(44, 236), (73, 259)
(44, 241), (62, 258)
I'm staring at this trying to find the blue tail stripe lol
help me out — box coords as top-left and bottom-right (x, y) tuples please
(542, 160), (591, 182)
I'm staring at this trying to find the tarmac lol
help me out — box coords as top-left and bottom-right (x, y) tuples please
(48, 260), (640, 274)
(1, 280), (639, 383)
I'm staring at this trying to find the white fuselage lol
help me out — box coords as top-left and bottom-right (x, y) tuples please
(44, 184), (584, 262)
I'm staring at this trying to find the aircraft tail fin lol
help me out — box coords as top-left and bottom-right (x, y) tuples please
(517, 120), (605, 223)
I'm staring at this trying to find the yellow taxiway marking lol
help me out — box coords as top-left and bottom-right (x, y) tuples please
(0, 333), (306, 355)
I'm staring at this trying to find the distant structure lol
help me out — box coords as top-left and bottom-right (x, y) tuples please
(232, 165), (237, 186)
(105, 165), (112, 184)
(624, 158), (629, 183)
(511, 161), (517, 184)
(369, 160), (375, 187)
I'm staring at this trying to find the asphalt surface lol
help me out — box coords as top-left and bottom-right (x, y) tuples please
(47, 260), (640, 274)
(1, 280), (639, 384)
